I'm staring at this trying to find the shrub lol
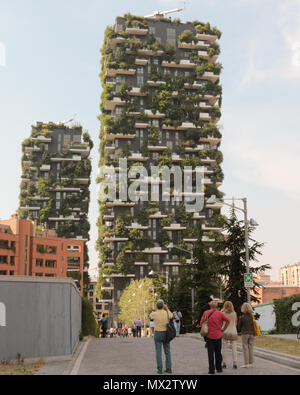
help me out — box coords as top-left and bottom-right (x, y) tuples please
(81, 297), (99, 338)
(273, 294), (300, 334)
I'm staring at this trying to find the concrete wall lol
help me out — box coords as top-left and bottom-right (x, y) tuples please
(0, 276), (82, 361)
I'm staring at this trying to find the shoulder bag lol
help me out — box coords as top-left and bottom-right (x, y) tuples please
(165, 311), (177, 343)
(200, 310), (215, 338)
(252, 314), (261, 336)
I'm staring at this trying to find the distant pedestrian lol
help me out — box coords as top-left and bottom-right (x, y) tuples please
(200, 300), (230, 375)
(173, 310), (182, 337)
(128, 327), (132, 338)
(238, 303), (255, 368)
(150, 320), (155, 336)
(100, 314), (108, 338)
(132, 323), (137, 338)
(221, 301), (238, 369)
(109, 327), (114, 338)
(134, 318), (143, 338)
(149, 299), (173, 374)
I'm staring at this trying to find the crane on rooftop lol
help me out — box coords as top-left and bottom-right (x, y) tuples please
(144, 2), (186, 19)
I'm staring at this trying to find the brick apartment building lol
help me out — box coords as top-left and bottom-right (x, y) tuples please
(0, 215), (84, 294)
(252, 273), (300, 305)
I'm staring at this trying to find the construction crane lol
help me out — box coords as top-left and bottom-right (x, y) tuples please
(56, 113), (77, 126)
(144, 3), (185, 19)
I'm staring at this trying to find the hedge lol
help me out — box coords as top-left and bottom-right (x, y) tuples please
(81, 297), (99, 339)
(273, 293), (300, 334)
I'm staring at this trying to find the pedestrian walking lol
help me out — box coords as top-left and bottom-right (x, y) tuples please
(132, 323), (137, 338)
(200, 300), (230, 375)
(134, 318), (143, 338)
(149, 299), (173, 374)
(128, 326), (132, 338)
(238, 302), (255, 368)
(109, 327), (114, 338)
(150, 319), (155, 336)
(100, 314), (108, 338)
(221, 301), (238, 369)
(173, 310), (182, 337)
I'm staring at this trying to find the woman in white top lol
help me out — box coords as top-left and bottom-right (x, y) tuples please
(221, 301), (238, 369)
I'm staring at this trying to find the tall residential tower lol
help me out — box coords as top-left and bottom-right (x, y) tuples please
(98, 14), (224, 322)
(19, 121), (93, 290)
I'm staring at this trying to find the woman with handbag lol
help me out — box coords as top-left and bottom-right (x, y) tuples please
(238, 302), (255, 368)
(200, 300), (230, 375)
(149, 300), (174, 374)
(221, 301), (238, 369)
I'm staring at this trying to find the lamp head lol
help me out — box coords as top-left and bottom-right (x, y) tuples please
(206, 195), (217, 204)
(250, 218), (259, 226)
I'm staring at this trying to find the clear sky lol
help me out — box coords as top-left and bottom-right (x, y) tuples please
(1, 0), (300, 281)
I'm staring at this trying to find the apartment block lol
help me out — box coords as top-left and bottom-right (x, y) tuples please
(0, 215), (84, 293)
(279, 263), (300, 287)
(98, 14), (224, 320)
(18, 121), (93, 291)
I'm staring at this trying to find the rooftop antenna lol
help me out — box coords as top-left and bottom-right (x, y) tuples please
(56, 113), (77, 126)
(144, 1), (186, 19)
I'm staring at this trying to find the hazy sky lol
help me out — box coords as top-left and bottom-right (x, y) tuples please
(1, 0), (300, 281)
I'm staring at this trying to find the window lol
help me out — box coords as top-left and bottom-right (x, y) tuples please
(0, 240), (9, 249)
(35, 273), (43, 276)
(67, 245), (79, 252)
(47, 246), (57, 254)
(115, 106), (123, 116)
(0, 256), (8, 264)
(137, 66), (144, 75)
(89, 291), (94, 297)
(0, 270), (7, 275)
(137, 75), (144, 87)
(73, 134), (81, 143)
(37, 244), (45, 253)
(64, 134), (71, 145)
(67, 257), (81, 267)
(173, 266), (179, 277)
(36, 259), (43, 267)
(10, 256), (15, 266)
(56, 201), (60, 210)
(45, 260), (57, 268)
(9, 271), (14, 276)
(140, 266), (144, 277)
(45, 274), (55, 277)
(96, 304), (102, 310)
(149, 26), (155, 35)
(167, 28), (176, 46)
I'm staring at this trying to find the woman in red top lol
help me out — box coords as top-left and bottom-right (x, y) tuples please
(200, 300), (230, 374)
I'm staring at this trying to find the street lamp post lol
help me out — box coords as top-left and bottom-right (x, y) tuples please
(206, 195), (258, 304)
(167, 243), (194, 325)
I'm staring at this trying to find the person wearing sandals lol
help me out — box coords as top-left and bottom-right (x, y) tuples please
(238, 302), (255, 368)
(221, 301), (238, 369)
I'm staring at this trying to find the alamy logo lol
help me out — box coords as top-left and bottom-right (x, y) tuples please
(0, 302), (6, 327)
(291, 302), (300, 327)
(0, 42), (6, 67)
(98, 159), (205, 212)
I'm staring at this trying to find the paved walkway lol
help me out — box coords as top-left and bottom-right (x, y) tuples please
(37, 336), (300, 375)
